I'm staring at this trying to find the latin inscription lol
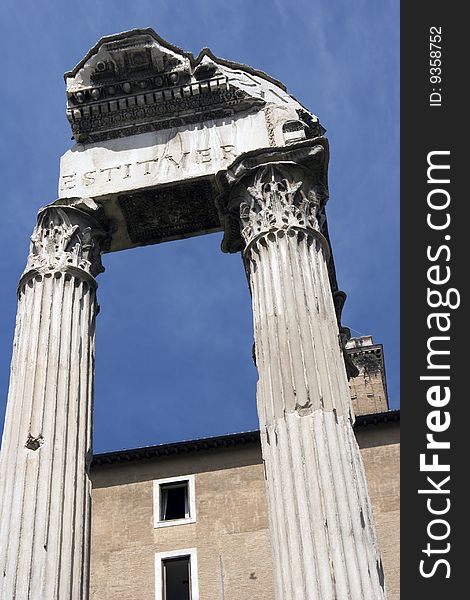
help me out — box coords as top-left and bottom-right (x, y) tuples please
(60, 144), (237, 193)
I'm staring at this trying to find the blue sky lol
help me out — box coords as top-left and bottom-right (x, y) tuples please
(0, 0), (399, 453)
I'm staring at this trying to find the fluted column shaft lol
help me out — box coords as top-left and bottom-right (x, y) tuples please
(0, 203), (106, 599)
(219, 141), (386, 600)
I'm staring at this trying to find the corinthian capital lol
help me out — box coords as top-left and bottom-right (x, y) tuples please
(23, 200), (108, 282)
(217, 139), (329, 254)
(241, 165), (320, 246)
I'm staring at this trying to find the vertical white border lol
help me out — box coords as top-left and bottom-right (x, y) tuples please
(153, 474), (196, 528)
(155, 547), (199, 600)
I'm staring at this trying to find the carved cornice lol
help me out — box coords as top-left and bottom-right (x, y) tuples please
(64, 29), (326, 145)
(216, 139), (329, 254)
(65, 30), (267, 143)
(64, 29), (286, 90)
(20, 202), (108, 289)
(68, 84), (263, 143)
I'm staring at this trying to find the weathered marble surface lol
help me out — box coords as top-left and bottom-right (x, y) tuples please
(63, 29), (322, 147)
(0, 204), (106, 599)
(59, 112), (270, 199)
(219, 145), (387, 599)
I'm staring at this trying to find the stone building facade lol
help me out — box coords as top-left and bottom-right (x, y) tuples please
(90, 342), (400, 600)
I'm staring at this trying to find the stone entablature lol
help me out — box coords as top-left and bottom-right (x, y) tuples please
(59, 112), (269, 203)
(59, 29), (325, 255)
(64, 30), (324, 145)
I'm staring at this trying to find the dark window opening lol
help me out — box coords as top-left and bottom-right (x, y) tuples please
(162, 556), (191, 600)
(160, 481), (189, 521)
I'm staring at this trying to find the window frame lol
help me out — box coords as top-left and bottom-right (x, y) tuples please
(153, 474), (196, 528)
(155, 547), (199, 600)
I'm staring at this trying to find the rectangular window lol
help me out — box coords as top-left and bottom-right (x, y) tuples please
(155, 548), (199, 600)
(160, 482), (189, 521)
(162, 556), (191, 600)
(153, 475), (196, 528)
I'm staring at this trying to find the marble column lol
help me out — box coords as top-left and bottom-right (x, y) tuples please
(0, 202), (107, 599)
(218, 141), (387, 600)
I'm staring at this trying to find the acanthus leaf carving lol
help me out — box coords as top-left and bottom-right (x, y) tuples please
(227, 164), (322, 252)
(217, 141), (330, 254)
(25, 206), (108, 279)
